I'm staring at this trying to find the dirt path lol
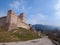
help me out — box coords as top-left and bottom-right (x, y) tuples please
(0, 36), (54, 45)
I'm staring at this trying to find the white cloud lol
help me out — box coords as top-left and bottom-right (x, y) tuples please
(50, 0), (60, 26)
(9, 0), (21, 11)
(55, 0), (60, 11)
(9, 0), (32, 12)
(27, 13), (47, 25)
(55, 11), (60, 19)
(54, 0), (60, 19)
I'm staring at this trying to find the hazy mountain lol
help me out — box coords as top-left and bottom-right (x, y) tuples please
(32, 24), (58, 31)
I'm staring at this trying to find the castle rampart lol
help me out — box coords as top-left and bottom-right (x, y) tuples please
(0, 10), (30, 31)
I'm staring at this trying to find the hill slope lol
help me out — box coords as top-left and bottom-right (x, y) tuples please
(0, 27), (41, 42)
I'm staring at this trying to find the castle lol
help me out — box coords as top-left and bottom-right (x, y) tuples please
(0, 10), (30, 31)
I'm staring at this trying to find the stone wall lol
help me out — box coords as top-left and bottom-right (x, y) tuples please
(0, 16), (7, 27)
(0, 10), (30, 31)
(17, 15), (30, 29)
(6, 10), (18, 31)
(17, 22), (30, 29)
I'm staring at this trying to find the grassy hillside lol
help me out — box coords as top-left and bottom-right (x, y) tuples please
(0, 27), (42, 42)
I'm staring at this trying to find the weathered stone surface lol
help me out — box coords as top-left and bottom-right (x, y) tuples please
(0, 10), (30, 31)
(19, 13), (26, 23)
(0, 16), (7, 27)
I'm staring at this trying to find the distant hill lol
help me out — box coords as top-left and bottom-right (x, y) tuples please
(32, 24), (57, 31)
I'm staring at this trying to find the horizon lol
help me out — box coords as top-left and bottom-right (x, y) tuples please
(0, 0), (60, 27)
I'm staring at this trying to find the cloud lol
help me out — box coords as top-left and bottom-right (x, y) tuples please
(55, 11), (60, 19)
(9, 0), (33, 12)
(9, 0), (21, 11)
(55, 0), (60, 11)
(49, 0), (60, 26)
(26, 13), (47, 25)
(54, 0), (60, 19)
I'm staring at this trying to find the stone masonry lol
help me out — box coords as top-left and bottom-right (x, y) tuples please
(0, 10), (30, 31)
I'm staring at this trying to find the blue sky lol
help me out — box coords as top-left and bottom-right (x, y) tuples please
(0, 0), (60, 27)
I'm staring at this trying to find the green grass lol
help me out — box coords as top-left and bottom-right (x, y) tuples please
(0, 27), (42, 42)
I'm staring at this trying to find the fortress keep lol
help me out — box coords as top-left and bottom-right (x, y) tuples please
(0, 10), (30, 31)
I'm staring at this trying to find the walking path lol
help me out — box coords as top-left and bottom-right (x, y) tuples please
(0, 36), (55, 45)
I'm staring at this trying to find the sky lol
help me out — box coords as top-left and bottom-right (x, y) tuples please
(0, 0), (60, 27)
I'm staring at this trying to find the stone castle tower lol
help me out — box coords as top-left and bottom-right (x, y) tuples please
(19, 13), (25, 23)
(0, 10), (30, 31)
